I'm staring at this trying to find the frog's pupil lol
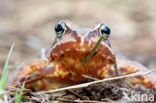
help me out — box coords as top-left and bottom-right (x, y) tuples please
(55, 24), (64, 33)
(101, 26), (110, 35)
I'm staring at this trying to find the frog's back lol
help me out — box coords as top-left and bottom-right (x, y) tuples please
(117, 59), (156, 89)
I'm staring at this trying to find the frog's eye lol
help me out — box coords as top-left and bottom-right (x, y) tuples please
(99, 24), (111, 40)
(55, 22), (66, 38)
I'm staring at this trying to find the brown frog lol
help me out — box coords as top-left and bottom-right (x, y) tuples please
(9, 21), (156, 91)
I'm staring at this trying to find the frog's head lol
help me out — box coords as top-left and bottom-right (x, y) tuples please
(48, 21), (117, 82)
(51, 21), (111, 47)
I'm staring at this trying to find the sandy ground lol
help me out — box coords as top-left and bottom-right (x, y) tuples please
(0, 0), (156, 73)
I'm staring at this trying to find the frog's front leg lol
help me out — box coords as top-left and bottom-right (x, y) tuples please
(8, 59), (48, 90)
(8, 59), (72, 91)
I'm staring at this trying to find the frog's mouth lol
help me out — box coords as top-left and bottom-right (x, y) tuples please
(48, 40), (116, 81)
(49, 40), (113, 60)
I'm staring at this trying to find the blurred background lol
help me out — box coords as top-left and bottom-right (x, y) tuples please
(0, 0), (156, 73)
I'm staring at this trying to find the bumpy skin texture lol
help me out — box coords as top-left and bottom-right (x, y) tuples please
(9, 21), (156, 91)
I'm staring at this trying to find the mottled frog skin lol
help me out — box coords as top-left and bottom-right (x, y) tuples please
(9, 21), (156, 91)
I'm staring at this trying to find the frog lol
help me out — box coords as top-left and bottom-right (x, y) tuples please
(9, 20), (156, 91)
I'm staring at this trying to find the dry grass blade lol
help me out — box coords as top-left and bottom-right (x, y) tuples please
(67, 90), (85, 100)
(75, 100), (107, 103)
(33, 68), (156, 95)
(57, 98), (107, 103)
(82, 75), (99, 80)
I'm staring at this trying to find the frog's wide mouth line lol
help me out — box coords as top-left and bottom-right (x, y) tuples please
(49, 40), (114, 62)
(48, 41), (116, 77)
